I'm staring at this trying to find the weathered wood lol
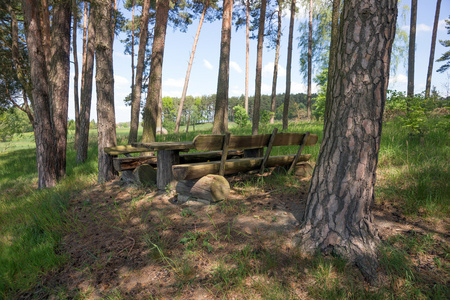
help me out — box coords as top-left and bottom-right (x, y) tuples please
(260, 127), (278, 174)
(176, 175), (230, 203)
(180, 150), (244, 163)
(173, 154), (311, 180)
(219, 132), (231, 176)
(157, 150), (180, 190)
(113, 156), (157, 171)
(193, 132), (318, 151)
(133, 164), (157, 186)
(287, 131), (310, 175)
(134, 141), (195, 151)
(105, 145), (150, 155)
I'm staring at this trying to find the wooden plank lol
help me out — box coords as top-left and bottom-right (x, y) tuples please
(287, 131), (310, 175)
(219, 132), (231, 176)
(133, 141), (195, 151)
(260, 128), (278, 174)
(172, 154), (311, 181)
(113, 156), (157, 171)
(105, 145), (150, 155)
(179, 150), (244, 163)
(272, 132), (318, 147)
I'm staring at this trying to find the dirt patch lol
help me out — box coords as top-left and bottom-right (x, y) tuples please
(20, 174), (450, 299)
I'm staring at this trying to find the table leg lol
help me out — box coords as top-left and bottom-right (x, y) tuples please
(157, 150), (180, 190)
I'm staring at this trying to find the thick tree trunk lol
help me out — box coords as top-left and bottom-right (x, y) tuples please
(425, 0), (441, 98)
(245, 0), (250, 114)
(73, 0), (80, 149)
(282, 0), (295, 131)
(128, 0), (151, 144)
(252, 0), (267, 135)
(407, 0), (417, 98)
(142, 0), (169, 143)
(212, 0), (233, 134)
(22, 0), (57, 188)
(50, 0), (71, 180)
(175, 3), (208, 133)
(324, 0), (340, 122)
(297, 0), (397, 283)
(306, 0), (313, 121)
(77, 4), (95, 163)
(40, 0), (52, 77)
(270, 1), (282, 124)
(93, 0), (117, 183)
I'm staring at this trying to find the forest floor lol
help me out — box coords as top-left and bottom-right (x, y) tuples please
(21, 171), (450, 299)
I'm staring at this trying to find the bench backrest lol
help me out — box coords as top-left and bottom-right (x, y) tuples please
(193, 132), (318, 151)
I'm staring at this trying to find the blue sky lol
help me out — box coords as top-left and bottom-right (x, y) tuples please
(68, 0), (450, 123)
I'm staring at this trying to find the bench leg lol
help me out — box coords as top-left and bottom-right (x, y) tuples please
(157, 150), (180, 190)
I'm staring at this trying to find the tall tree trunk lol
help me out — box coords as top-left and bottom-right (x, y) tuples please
(22, 0), (57, 188)
(245, 0), (250, 114)
(324, 0), (340, 122)
(77, 4), (95, 163)
(128, 0), (151, 144)
(425, 0), (441, 98)
(407, 0), (417, 98)
(130, 0), (135, 132)
(297, 0), (398, 283)
(142, 0), (170, 143)
(50, 0), (71, 180)
(212, 0), (233, 134)
(94, 0), (117, 183)
(175, 3), (208, 133)
(252, 0), (267, 135)
(270, 0), (282, 124)
(306, 0), (313, 121)
(73, 0), (80, 149)
(40, 0), (52, 78)
(282, 0), (295, 131)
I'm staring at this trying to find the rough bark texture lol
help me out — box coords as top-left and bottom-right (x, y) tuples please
(282, 0), (295, 131)
(142, 0), (169, 144)
(245, 0), (250, 113)
(22, 0), (57, 188)
(297, 0), (398, 283)
(77, 4), (95, 163)
(407, 0), (417, 98)
(306, 0), (313, 121)
(130, 0), (135, 137)
(73, 0), (80, 149)
(324, 0), (340, 121)
(50, 0), (71, 180)
(425, 0), (441, 98)
(252, 0), (266, 135)
(269, 0), (282, 124)
(212, 0), (233, 134)
(93, 0), (117, 183)
(128, 0), (150, 144)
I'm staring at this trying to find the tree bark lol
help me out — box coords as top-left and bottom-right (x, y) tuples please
(73, 0), (80, 149)
(212, 0), (233, 134)
(407, 0), (417, 98)
(40, 0), (52, 78)
(130, 0), (135, 133)
(142, 0), (170, 144)
(270, 0), (282, 124)
(306, 0), (313, 121)
(425, 0), (441, 98)
(297, 0), (397, 283)
(252, 0), (267, 135)
(282, 0), (295, 131)
(175, 2), (208, 133)
(128, 0), (151, 144)
(77, 4), (95, 163)
(324, 0), (340, 122)
(245, 0), (250, 114)
(50, 0), (71, 180)
(93, 0), (117, 183)
(22, 0), (57, 188)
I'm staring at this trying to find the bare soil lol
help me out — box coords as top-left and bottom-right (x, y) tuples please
(21, 173), (450, 299)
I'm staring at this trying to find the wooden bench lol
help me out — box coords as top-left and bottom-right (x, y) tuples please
(172, 128), (318, 181)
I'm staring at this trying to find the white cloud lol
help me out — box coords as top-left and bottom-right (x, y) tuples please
(290, 81), (307, 94)
(163, 77), (184, 88)
(230, 61), (243, 73)
(417, 23), (431, 32)
(261, 83), (272, 94)
(163, 90), (182, 97)
(390, 74), (407, 84)
(438, 19), (447, 31)
(114, 75), (130, 88)
(203, 59), (213, 70)
(262, 62), (286, 77)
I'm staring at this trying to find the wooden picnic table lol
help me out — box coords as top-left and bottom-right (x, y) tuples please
(134, 141), (196, 190)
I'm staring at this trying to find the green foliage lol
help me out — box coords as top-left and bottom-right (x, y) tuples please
(233, 105), (249, 128)
(259, 109), (273, 126)
(437, 17), (450, 73)
(89, 119), (97, 129)
(312, 68), (328, 121)
(0, 107), (33, 142)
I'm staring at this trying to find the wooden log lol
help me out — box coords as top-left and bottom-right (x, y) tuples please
(260, 128), (278, 174)
(294, 162), (314, 177)
(104, 145), (150, 155)
(133, 164), (157, 186)
(287, 131), (310, 175)
(157, 150), (180, 190)
(113, 156), (157, 171)
(172, 154), (311, 181)
(219, 132), (231, 176)
(179, 150), (244, 163)
(176, 175), (230, 203)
